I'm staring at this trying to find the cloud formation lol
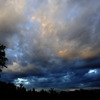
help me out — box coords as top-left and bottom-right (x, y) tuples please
(0, 0), (100, 90)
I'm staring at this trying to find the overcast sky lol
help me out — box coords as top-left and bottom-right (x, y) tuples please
(0, 0), (100, 90)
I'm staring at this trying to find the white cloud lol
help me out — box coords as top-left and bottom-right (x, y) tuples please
(88, 69), (97, 74)
(14, 78), (30, 85)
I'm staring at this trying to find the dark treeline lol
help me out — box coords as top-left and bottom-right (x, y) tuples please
(0, 81), (100, 100)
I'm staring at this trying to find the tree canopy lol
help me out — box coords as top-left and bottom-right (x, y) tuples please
(0, 44), (8, 72)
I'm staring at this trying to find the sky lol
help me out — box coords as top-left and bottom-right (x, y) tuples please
(0, 0), (100, 90)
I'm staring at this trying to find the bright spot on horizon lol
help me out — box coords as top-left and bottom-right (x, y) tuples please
(16, 84), (20, 87)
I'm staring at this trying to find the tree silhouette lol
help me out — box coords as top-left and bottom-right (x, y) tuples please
(49, 88), (57, 95)
(0, 44), (8, 72)
(0, 81), (100, 100)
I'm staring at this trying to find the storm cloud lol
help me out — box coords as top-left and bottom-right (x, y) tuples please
(0, 0), (100, 90)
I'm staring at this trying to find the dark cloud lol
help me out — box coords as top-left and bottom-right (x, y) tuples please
(7, 68), (98, 90)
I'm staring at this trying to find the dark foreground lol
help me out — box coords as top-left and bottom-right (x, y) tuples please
(0, 81), (100, 100)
